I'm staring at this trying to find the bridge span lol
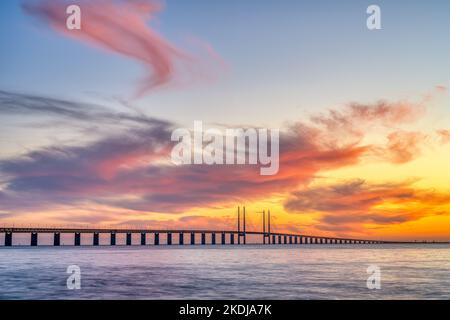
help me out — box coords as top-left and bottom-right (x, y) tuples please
(0, 227), (396, 246)
(0, 207), (406, 246)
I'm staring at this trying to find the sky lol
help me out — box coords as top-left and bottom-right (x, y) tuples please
(1, 0), (450, 241)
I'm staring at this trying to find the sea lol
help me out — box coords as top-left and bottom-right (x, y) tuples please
(1, 244), (450, 299)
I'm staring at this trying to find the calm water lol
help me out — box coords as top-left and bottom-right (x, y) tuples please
(1, 244), (450, 299)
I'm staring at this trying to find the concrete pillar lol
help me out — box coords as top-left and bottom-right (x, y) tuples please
(31, 232), (38, 246)
(53, 232), (60, 246)
(126, 233), (132, 246)
(230, 233), (235, 245)
(75, 232), (81, 246)
(190, 232), (195, 245)
(299, 236), (303, 244)
(179, 233), (184, 245)
(167, 233), (172, 245)
(221, 232), (226, 245)
(93, 232), (99, 246)
(154, 233), (159, 245)
(5, 232), (12, 247)
(201, 233), (206, 245)
(110, 232), (116, 246)
(289, 236), (293, 244)
(272, 235), (276, 244)
(278, 235), (282, 244)
(141, 233), (146, 245)
(211, 233), (216, 245)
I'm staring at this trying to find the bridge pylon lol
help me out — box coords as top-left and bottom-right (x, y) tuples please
(237, 206), (246, 244)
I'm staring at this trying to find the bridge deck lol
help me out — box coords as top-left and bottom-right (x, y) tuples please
(0, 227), (407, 244)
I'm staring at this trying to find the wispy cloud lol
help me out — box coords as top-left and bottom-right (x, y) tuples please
(23, 0), (222, 98)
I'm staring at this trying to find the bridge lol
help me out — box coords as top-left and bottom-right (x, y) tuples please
(0, 207), (409, 246)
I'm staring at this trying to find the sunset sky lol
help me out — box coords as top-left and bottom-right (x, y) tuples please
(1, 0), (450, 241)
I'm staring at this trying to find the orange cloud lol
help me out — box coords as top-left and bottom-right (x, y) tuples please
(437, 129), (450, 144)
(382, 131), (427, 164)
(285, 179), (450, 233)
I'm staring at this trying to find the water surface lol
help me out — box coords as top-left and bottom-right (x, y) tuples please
(1, 244), (449, 299)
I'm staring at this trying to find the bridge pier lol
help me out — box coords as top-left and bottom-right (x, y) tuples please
(111, 232), (116, 246)
(30, 232), (38, 246)
(230, 233), (235, 245)
(75, 232), (81, 246)
(221, 232), (226, 245)
(167, 233), (172, 245)
(126, 233), (132, 246)
(289, 236), (293, 244)
(191, 232), (195, 245)
(141, 233), (146, 245)
(53, 232), (60, 246)
(93, 232), (99, 246)
(154, 233), (159, 245)
(179, 233), (184, 245)
(272, 235), (276, 244)
(201, 233), (206, 245)
(5, 232), (12, 246)
(295, 236), (298, 244)
(211, 233), (216, 245)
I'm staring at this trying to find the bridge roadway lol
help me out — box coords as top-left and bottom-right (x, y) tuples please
(0, 227), (406, 246)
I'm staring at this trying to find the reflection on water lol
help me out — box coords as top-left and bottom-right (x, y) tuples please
(1, 244), (450, 299)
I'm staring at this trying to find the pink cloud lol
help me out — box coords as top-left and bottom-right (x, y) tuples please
(23, 0), (220, 98)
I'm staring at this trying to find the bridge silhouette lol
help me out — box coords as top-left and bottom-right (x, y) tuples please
(0, 207), (412, 246)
